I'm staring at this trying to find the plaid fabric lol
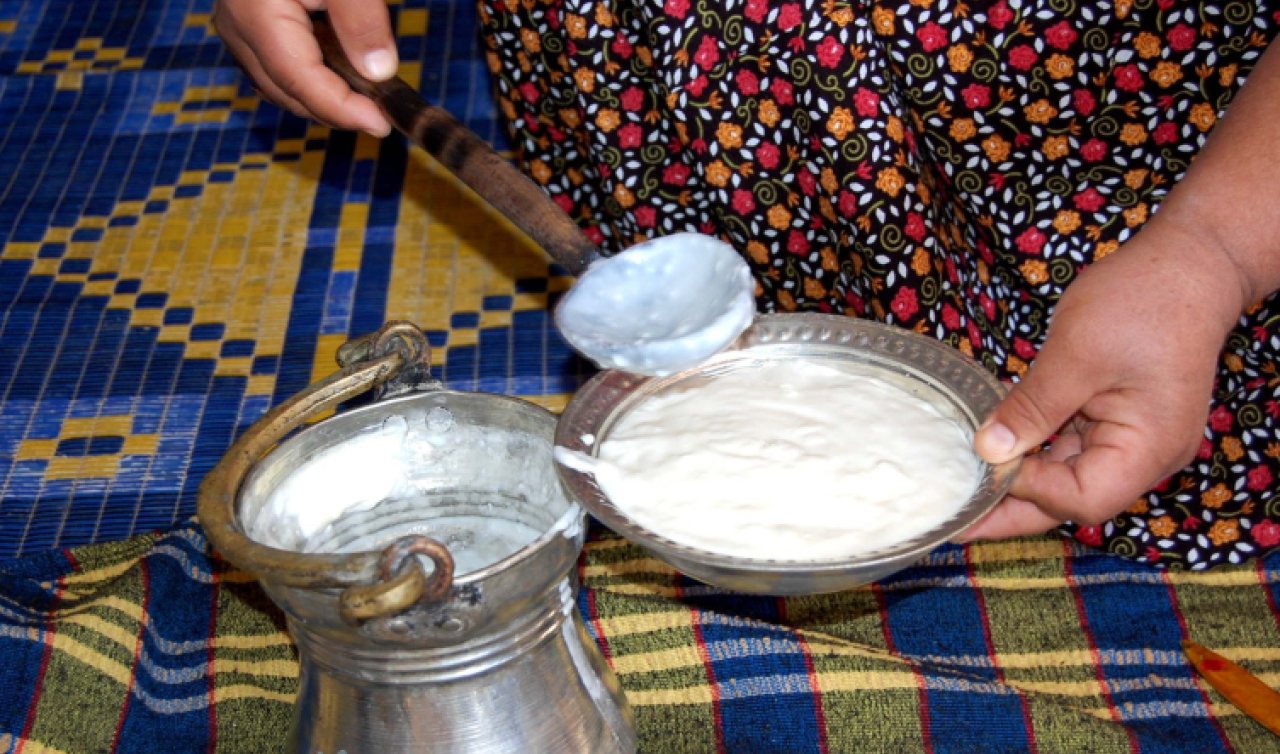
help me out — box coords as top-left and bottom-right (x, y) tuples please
(3, 523), (1280, 753)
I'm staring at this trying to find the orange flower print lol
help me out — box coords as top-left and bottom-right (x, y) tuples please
(594, 3), (614, 26)
(1053, 209), (1081, 235)
(759, 99), (781, 128)
(574, 67), (596, 94)
(1127, 498), (1150, 515)
(875, 167), (906, 198)
(1190, 103), (1217, 132)
(613, 183), (635, 208)
(1115, 0), (1132, 17)
(827, 107), (855, 140)
(1119, 123), (1147, 146)
(717, 121), (744, 149)
(982, 134), (1011, 163)
(1149, 516), (1176, 537)
(804, 277), (827, 299)
(529, 159), (552, 184)
(821, 246), (840, 271)
(520, 28), (542, 53)
(1124, 169), (1147, 189)
(872, 6), (895, 34)
(1020, 259), (1048, 285)
(1123, 202), (1148, 228)
(948, 43), (973, 74)
(886, 115), (905, 142)
(1222, 436), (1245, 462)
(747, 240), (770, 264)
(1045, 54), (1074, 80)
(1208, 519), (1239, 546)
(636, 46), (653, 68)
(821, 167), (839, 194)
(1042, 135), (1069, 160)
(1202, 483), (1232, 509)
(565, 13), (587, 38)
(768, 204), (793, 230)
(1134, 32), (1162, 58)
(949, 118), (977, 142)
(1219, 63), (1239, 87)
(777, 289), (797, 311)
(595, 108), (620, 132)
(1005, 354), (1027, 377)
(829, 7), (854, 26)
(706, 160), (732, 187)
(1150, 61), (1183, 88)
(1224, 352), (1244, 372)
(911, 246), (932, 276)
(1024, 99), (1058, 125)
(1093, 239), (1120, 260)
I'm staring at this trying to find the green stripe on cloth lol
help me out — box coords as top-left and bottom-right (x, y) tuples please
(4, 525), (1280, 753)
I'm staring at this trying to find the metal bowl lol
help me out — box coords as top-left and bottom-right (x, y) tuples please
(554, 313), (1019, 595)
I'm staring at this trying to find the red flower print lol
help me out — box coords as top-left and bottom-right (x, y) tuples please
(941, 304), (961, 330)
(1114, 64), (1144, 93)
(731, 189), (756, 215)
(1197, 437), (1213, 460)
(891, 287), (919, 320)
(1144, 546), (1162, 562)
(584, 225), (605, 245)
(553, 194), (575, 215)
(664, 0), (689, 20)
(694, 36), (721, 69)
(945, 256), (958, 284)
(854, 87), (880, 117)
(987, 1), (1013, 30)
(967, 319), (982, 348)
(745, 0), (768, 23)
(1156, 0), (1174, 8)
(904, 211), (926, 241)
(1008, 45), (1038, 71)
(1073, 187), (1105, 212)
(1153, 122), (1179, 145)
(1013, 337), (1037, 360)
(618, 123), (643, 148)
(1073, 89), (1096, 117)
(737, 69), (760, 96)
(620, 87), (645, 112)
(757, 142), (780, 170)
(687, 75), (709, 97)
(798, 169), (817, 196)
(518, 82), (540, 104)
(1045, 20), (1078, 50)
(1075, 526), (1102, 547)
(777, 3), (803, 31)
(1268, 400), (1280, 419)
(612, 36), (633, 59)
(772, 78), (795, 106)
(1182, 516), (1201, 531)
(837, 190), (857, 217)
(1208, 404), (1233, 433)
(917, 22), (948, 53)
(634, 206), (656, 228)
(1167, 23), (1197, 51)
(976, 238), (994, 264)
(845, 291), (866, 316)
(1253, 520), (1280, 548)
(1080, 138), (1108, 162)
(787, 229), (810, 255)
(1247, 465), (1273, 492)
(817, 36), (844, 68)
(1016, 227), (1047, 255)
(979, 292), (996, 322)
(962, 83), (990, 109)
(662, 163), (691, 185)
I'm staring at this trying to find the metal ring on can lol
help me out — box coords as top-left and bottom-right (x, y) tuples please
(338, 536), (456, 624)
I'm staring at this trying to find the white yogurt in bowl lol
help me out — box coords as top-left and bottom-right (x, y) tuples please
(553, 313), (1018, 594)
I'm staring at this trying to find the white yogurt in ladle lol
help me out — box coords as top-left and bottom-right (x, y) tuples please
(555, 360), (982, 560)
(554, 233), (756, 376)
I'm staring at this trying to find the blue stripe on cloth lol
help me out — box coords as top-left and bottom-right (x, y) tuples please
(349, 135), (409, 339)
(685, 586), (824, 754)
(0, 549), (67, 739)
(1066, 548), (1230, 753)
(878, 546), (1035, 754)
(115, 535), (216, 753)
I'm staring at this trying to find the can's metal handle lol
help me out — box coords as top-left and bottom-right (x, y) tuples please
(197, 321), (454, 621)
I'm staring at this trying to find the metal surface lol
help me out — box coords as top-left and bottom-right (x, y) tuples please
(555, 313), (1021, 595)
(198, 322), (636, 753)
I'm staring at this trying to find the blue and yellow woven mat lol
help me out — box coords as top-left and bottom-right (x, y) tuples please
(3, 0), (1280, 752)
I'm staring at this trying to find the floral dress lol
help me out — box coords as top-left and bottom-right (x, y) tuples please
(477, 0), (1280, 569)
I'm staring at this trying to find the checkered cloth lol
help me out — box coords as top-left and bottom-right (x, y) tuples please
(4, 523), (1280, 752)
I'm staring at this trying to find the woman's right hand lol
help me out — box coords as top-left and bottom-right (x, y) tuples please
(213, 0), (396, 137)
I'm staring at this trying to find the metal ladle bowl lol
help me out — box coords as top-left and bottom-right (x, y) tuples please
(554, 314), (1020, 595)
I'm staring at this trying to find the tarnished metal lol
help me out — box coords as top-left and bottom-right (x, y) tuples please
(197, 321), (636, 753)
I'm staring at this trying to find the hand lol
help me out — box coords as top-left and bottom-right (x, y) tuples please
(214, 0), (395, 137)
(960, 222), (1248, 541)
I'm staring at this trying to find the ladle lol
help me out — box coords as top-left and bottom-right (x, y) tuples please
(314, 17), (755, 375)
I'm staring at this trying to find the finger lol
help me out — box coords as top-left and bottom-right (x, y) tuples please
(955, 495), (1062, 541)
(243, 8), (391, 136)
(222, 35), (315, 120)
(1006, 429), (1161, 525)
(973, 342), (1098, 466)
(326, 0), (399, 81)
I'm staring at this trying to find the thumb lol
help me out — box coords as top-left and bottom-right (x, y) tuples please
(973, 344), (1096, 465)
(327, 0), (399, 82)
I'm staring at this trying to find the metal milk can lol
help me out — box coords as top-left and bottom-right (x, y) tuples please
(198, 322), (636, 753)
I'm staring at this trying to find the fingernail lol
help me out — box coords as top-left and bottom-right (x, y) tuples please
(363, 49), (397, 80)
(976, 421), (1017, 463)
